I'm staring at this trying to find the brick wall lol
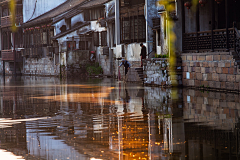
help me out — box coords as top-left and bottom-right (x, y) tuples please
(182, 52), (240, 91)
(183, 88), (240, 130)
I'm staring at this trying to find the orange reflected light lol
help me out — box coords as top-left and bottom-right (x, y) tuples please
(31, 86), (119, 104)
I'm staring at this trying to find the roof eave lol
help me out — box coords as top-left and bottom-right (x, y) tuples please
(52, 22), (90, 40)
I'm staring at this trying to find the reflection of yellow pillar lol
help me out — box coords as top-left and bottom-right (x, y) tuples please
(148, 113), (152, 160)
(163, 118), (173, 153)
(163, 118), (168, 151)
(118, 116), (123, 160)
(158, 116), (161, 134)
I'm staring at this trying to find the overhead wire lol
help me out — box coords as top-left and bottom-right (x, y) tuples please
(26, 0), (38, 22)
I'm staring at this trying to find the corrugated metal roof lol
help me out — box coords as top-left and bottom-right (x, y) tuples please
(22, 0), (86, 28)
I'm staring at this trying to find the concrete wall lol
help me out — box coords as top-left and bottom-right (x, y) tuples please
(71, 14), (84, 27)
(66, 50), (89, 77)
(23, 0), (66, 22)
(23, 57), (59, 76)
(181, 52), (240, 91)
(143, 58), (171, 86)
(0, 62), (22, 75)
(54, 19), (67, 35)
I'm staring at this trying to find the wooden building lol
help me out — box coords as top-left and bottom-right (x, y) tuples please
(0, 0), (23, 75)
(176, 0), (240, 90)
(181, 0), (240, 53)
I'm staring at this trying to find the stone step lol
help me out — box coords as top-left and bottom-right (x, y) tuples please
(135, 67), (143, 71)
(126, 67), (144, 82)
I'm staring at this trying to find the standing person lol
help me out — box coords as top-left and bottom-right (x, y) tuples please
(118, 59), (131, 76)
(140, 43), (146, 67)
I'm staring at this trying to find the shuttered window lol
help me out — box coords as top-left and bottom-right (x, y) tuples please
(93, 32), (99, 46)
(121, 16), (146, 43)
(101, 31), (107, 46)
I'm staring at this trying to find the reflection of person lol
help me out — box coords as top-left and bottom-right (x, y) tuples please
(118, 59), (131, 76)
(140, 43), (146, 67)
(90, 51), (96, 62)
(123, 88), (131, 113)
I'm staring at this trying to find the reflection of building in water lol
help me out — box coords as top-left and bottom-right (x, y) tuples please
(0, 123), (27, 158)
(163, 117), (173, 153)
(183, 88), (240, 159)
(183, 89), (240, 130)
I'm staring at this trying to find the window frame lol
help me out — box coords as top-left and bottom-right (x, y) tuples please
(101, 31), (107, 46)
(120, 15), (146, 43)
(67, 41), (76, 51)
(84, 7), (105, 21)
(93, 32), (99, 46)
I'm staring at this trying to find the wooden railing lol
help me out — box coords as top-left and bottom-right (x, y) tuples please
(183, 28), (235, 52)
(2, 50), (22, 62)
(1, 15), (23, 28)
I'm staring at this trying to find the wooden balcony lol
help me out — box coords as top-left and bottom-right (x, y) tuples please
(1, 15), (23, 28)
(183, 28), (235, 52)
(2, 50), (22, 62)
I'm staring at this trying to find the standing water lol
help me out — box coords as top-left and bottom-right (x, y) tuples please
(0, 76), (239, 160)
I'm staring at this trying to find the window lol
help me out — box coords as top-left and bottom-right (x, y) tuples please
(66, 18), (71, 29)
(84, 8), (104, 21)
(157, 29), (161, 46)
(93, 32), (99, 46)
(2, 7), (9, 17)
(3, 32), (8, 50)
(60, 25), (66, 33)
(84, 10), (90, 21)
(101, 31), (107, 46)
(48, 29), (54, 46)
(90, 8), (104, 20)
(30, 33), (34, 45)
(42, 30), (48, 45)
(121, 16), (146, 43)
(67, 41), (76, 51)
(112, 23), (116, 47)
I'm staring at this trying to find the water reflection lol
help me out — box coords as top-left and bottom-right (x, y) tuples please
(0, 76), (239, 159)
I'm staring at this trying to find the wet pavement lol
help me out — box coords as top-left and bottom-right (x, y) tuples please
(0, 76), (239, 160)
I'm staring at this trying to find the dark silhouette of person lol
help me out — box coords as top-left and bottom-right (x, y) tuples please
(140, 43), (146, 67)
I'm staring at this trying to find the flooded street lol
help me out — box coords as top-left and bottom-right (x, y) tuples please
(0, 76), (239, 160)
